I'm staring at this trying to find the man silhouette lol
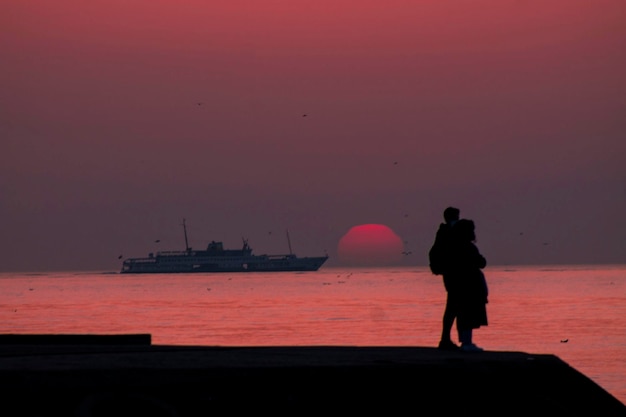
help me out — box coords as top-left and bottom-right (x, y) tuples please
(429, 206), (461, 350)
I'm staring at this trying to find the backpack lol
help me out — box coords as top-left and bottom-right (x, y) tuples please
(428, 224), (452, 275)
(428, 242), (445, 275)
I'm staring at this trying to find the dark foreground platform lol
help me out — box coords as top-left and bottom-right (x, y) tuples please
(0, 334), (624, 416)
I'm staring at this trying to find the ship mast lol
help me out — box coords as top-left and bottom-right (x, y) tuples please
(286, 229), (293, 255)
(182, 218), (190, 251)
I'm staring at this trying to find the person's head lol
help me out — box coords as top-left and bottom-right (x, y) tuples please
(443, 207), (460, 224)
(455, 219), (476, 242)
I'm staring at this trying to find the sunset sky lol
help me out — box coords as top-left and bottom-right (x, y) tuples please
(2, 1), (625, 271)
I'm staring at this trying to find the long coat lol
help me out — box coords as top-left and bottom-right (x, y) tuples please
(447, 240), (488, 330)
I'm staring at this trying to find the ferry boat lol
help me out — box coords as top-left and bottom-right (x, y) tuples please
(120, 220), (328, 274)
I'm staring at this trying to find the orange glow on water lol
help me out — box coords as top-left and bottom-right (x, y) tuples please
(337, 224), (403, 266)
(0, 267), (625, 402)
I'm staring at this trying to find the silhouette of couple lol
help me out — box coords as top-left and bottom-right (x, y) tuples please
(429, 207), (488, 352)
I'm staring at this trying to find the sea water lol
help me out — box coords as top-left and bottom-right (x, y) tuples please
(0, 265), (624, 404)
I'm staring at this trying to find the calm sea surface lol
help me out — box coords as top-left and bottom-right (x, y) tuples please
(0, 265), (624, 404)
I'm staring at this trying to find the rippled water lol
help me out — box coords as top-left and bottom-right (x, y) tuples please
(0, 265), (624, 404)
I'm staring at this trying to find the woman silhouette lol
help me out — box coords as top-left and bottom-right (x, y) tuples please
(447, 219), (488, 352)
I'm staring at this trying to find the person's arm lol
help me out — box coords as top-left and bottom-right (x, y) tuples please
(471, 244), (487, 269)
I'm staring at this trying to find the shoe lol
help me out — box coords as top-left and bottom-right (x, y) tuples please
(438, 340), (459, 351)
(460, 343), (484, 352)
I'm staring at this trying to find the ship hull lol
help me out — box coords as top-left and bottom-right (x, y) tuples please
(121, 255), (328, 274)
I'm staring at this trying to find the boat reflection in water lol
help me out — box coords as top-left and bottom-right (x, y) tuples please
(121, 220), (328, 274)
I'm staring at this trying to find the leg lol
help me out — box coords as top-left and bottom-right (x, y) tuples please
(458, 328), (472, 345)
(438, 293), (459, 350)
(459, 328), (483, 352)
(441, 296), (455, 342)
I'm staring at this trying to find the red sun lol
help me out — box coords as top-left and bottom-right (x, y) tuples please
(337, 224), (404, 266)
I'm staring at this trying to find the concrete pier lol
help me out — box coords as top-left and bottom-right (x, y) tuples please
(0, 334), (624, 416)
